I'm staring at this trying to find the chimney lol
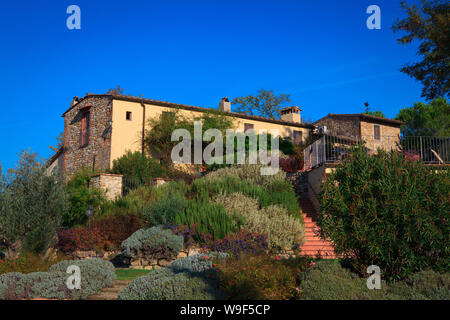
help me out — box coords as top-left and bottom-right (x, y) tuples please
(219, 97), (231, 112)
(280, 106), (301, 123)
(70, 96), (79, 107)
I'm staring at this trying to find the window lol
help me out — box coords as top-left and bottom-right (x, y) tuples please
(80, 111), (90, 147)
(244, 123), (254, 132)
(126, 111), (132, 120)
(293, 130), (303, 145)
(374, 125), (380, 140)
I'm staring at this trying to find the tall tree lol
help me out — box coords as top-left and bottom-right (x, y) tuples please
(364, 110), (386, 118)
(392, 0), (450, 100)
(231, 89), (291, 119)
(395, 97), (450, 136)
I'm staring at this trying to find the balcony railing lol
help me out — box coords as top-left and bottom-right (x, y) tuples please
(303, 135), (450, 169)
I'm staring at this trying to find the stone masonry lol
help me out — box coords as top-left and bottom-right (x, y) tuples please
(89, 173), (123, 200)
(63, 95), (113, 176)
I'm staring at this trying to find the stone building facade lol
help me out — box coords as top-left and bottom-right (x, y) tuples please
(60, 93), (314, 177)
(314, 113), (403, 152)
(62, 95), (113, 176)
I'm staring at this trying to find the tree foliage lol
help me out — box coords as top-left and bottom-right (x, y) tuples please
(231, 89), (291, 119)
(144, 109), (234, 167)
(392, 0), (450, 100)
(395, 97), (450, 136)
(0, 151), (68, 255)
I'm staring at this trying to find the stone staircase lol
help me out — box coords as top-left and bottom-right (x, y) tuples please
(288, 171), (337, 259)
(299, 198), (337, 259)
(87, 280), (130, 300)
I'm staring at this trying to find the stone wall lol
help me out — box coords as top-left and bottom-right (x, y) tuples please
(314, 115), (360, 137)
(63, 95), (113, 176)
(360, 120), (401, 152)
(89, 173), (123, 200)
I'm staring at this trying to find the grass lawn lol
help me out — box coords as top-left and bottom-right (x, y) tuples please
(115, 268), (153, 281)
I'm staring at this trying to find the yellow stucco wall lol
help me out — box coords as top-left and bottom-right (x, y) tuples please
(110, 99), (310, 166)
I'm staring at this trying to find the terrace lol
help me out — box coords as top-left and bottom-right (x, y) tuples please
(304, 135), (450, 169)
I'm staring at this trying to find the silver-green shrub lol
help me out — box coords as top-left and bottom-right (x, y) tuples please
(121, 226), (183, 261)
(49, 258), (116, 299)
(118, 270), (224, 300)
(169, 252), (229, 275)
(216, 193), (304, 250)
(205, 164), (286, 186)
(0, 258), (116, 300)
(118, 252), (229, 300)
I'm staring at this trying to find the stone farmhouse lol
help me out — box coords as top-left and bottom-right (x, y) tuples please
(48, 93), (408, 178)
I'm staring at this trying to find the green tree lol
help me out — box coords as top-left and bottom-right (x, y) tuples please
(392, 0), (450, 100)
(364, 110), (386, 118)
(144, 109), (234, 167)
(395, 97), (450, 136)
(0, 151), (68, 256)
(232, 89), (291, 119)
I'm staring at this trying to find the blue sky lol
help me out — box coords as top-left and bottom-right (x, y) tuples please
(0, 0), (425, 171)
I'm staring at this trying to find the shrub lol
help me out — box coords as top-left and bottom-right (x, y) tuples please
(174, 198), (239, 241)
(118, 252), (228, 300)
(0, 258), (116, 300)
(49, 258), (116, 299)
(208, 230), (268, 256)
(169, 252), (229, 276)
(0, 271), (71, 300)
(215, 193), (304, 250)
(57, 213), (143, 253)
(64, 169), (106, 228)
(0, 151), (68, 255)
(245, 207), (304, 250)
(191, 175), (301, 217)
(121, 226), (183, 261)
(318, 145), (450, 281)
(385, 270), (450, 300)
(118, 268), (224, 300)
(204, 164), (286, 187)
(143, 194), (185, 226)
(215, 253), (309, 300)
(111, 151), (165, 193)
(297, 260), (383, 300)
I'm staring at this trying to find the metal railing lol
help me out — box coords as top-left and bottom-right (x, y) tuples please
(304, 135), (450, 169)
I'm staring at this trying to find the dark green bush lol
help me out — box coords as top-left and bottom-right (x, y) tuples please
(175, 198), (239, 241)
(318, 145), (450, 281)
(143, 194), (185, 225)
(64, 169), (106, 228)
(111, 151), (165, 193)
(121, 226), (184, 261)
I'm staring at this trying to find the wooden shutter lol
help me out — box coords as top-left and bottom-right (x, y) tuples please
(374, 125), (380, 140)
